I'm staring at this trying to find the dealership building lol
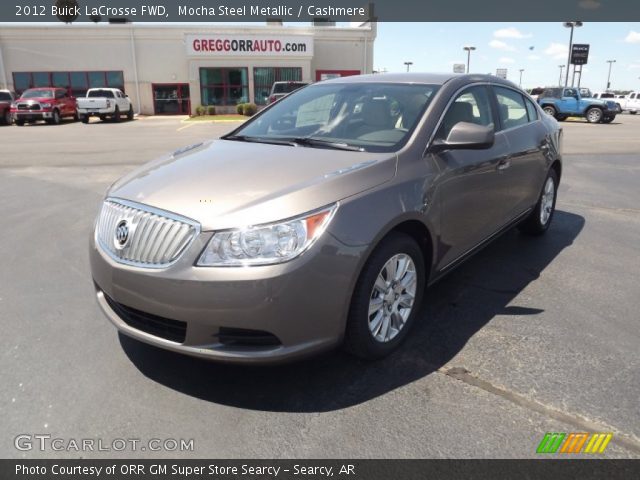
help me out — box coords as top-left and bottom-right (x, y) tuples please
(0, 21), (376, 115)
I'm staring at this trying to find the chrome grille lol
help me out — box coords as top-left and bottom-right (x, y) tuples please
(96, 199), (199, 268)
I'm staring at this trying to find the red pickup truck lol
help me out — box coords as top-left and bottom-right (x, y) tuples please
(0, 90), (15, 125)
(11, 87), (78, 125)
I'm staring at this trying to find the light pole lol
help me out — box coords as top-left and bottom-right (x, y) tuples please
(519, 69), (525, 87)
(563, 21), (583, 88)
(606, 59), (616, 91)
(558, 65), (565, 86)
(463, 46), (476, 74)
(404, 61), (413, 72)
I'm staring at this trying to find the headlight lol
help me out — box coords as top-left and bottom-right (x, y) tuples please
(10, 103), (16, 109)
(197, 205), (337, 266)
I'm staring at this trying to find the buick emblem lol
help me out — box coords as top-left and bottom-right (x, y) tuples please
(114, 220), (130, 249)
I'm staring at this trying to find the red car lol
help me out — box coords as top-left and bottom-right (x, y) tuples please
(11, 87), (78, 125)
(0, 90), (15, 125)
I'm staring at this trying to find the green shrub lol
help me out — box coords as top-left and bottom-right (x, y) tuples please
(195, 105), (206, 116)
(242, 103), (258, 116)
(206, 105), (216, 115)
(236, 103), (245, 114)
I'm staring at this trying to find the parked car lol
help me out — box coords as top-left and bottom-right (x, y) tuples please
(90, 73), (562, 364)
(77, 88), (134, 123)
(11, 87), (78, 125)
(618, 92), (640, 114)
(0, 90), (16, 125)
(268, 81), (309, 104)
(537, 87), (620, 123)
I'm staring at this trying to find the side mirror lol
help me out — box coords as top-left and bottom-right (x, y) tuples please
(430, 122), (495, 152)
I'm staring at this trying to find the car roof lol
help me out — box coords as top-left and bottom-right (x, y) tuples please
(319, 72), (521, 88)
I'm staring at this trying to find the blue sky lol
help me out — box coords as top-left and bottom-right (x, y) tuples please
(373, 23), (640, 91)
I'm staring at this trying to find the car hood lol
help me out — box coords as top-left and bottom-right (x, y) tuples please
(108, 140), (396, 230)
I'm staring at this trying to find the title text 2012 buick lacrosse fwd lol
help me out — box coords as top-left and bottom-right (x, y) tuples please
(90, 73), (562, 363)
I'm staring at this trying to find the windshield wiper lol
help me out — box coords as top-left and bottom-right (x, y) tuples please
(222, 134), (297, 147)
(288, 137), (364, 152)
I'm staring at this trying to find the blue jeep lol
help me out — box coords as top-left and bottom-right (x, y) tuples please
(537, 87), (620, 123)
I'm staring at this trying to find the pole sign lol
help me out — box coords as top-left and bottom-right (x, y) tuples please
(570, 44), (590, 65)
(453, 63), (466, 73)
(496, 68), (508, 79)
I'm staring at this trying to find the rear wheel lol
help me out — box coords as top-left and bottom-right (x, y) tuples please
(542, 105), (557, 117)
(586, 107), (603, 124)
(518, 169), (558, 236)
(344, 233), (425, 360)
(81, 115), (89, 124)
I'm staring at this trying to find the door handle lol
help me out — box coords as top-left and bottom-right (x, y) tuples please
(497, 158), (511, 171)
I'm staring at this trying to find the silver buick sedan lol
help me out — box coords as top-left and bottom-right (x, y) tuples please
(90, 73), (562, 364)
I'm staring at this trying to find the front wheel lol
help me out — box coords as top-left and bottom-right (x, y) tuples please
(344, 233), (425, 360)
(15, 119), (25, 126)
(586, 107), (603, 124)
(518, 169), (558, 236)
(542, 105), (557, 117)
(127, 105), (134, 121)
(112, 106), (120, 122)
(81, 115), (89, 124)
(2, 109), (11, 125)
(51, 109), (61, 125)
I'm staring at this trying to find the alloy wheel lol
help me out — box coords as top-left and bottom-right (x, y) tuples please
(368, 253), (417, 343)
(540, 176), (555, 225)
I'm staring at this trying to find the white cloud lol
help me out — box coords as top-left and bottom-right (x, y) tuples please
(625, 31), (640, 44)
(493, 27), (532, 39)
(579, 0), (601, 9)
(498, 57), (515, 64)
(489, 39), (516, 52)
(544, 43), (568, 60)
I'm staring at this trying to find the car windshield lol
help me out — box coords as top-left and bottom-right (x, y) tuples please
(21, 89), (53, 99)
(0, 92), (12, 101)
(88, 90), (115, 98)
(230, 83), (439, 152)
(273, 83), (306, 94)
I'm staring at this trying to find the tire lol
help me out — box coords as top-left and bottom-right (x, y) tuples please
(629, 111), (637, 115)
(2, 109), (11, 125)
(127, 105), (134, 121)
(16, 119), (25, 126)
(585, 107), (603, 124)
(50, 109), (61, 125)
(542, 105), (557, 117)
(518, 168), (559, 236)
(73, 111), (79, 122)
(602, 116), (614, 124)
(344, 233), (425, 360)
(112, 106), (120, 122)
(81, 115), (89, 124)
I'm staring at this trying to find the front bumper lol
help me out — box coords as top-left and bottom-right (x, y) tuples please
(12, 111), (53, 120)
(90, 227), (365, 364)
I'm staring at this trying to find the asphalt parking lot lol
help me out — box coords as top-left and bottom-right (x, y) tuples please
(1, 114), (639, 459)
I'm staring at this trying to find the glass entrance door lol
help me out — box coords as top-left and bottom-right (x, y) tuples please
(152, 84), (190, 115)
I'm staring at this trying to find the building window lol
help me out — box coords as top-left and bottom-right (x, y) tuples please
(253, 67), (302, 105)
(12, 71), (124, 97)
(200, 67), (248, 106)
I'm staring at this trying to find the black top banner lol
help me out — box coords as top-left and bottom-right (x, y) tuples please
(1, 0), (640, 23)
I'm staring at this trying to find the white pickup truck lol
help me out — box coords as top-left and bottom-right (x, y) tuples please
(77, 88), (134, 123)
(619, 92), (640, 114)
